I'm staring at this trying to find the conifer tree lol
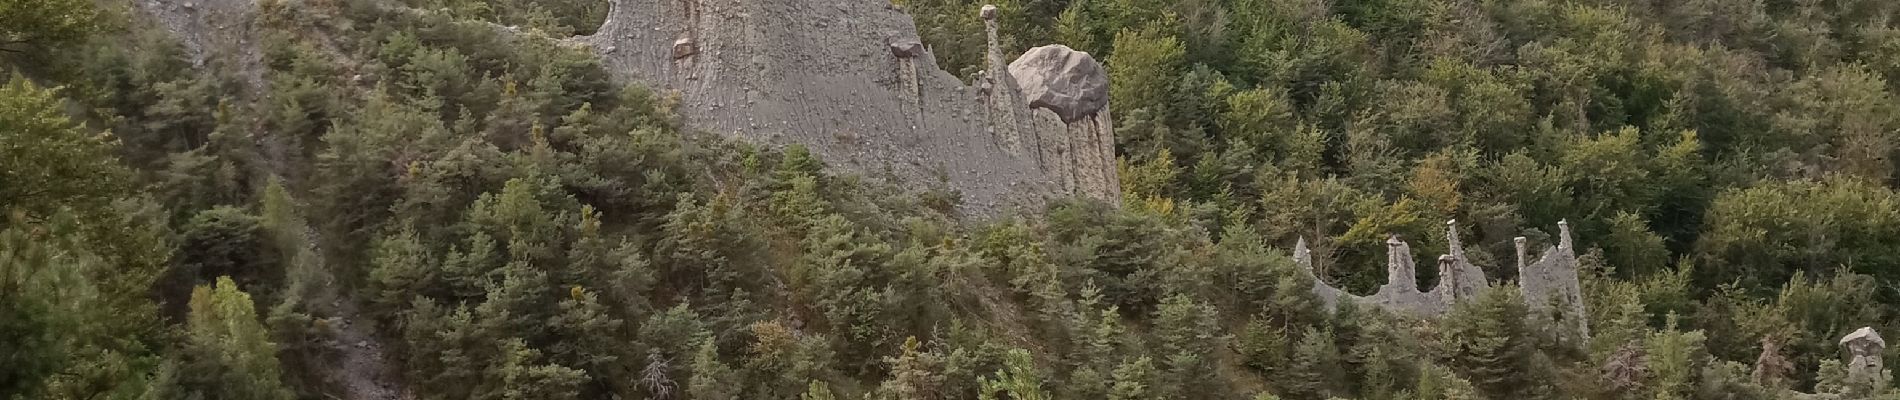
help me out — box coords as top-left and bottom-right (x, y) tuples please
(1108, 356), (1161, 400)
(489, 338), (587, 400)
(1152, 294), (1221, 397)
(168, 277), (296, 400)
(369, 225), (437, 311)
(0, 76), (129, 223)
(689, 340), (740, 400)
(1444, 286), (1540, 400)
(803, 380), (838, 400)
(977, 349), (1048, 400)
(877, 337), (945, 400)
(1282, 328), (1338, 400)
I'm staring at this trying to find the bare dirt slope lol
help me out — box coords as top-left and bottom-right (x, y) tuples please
(136, 0), (267, 91)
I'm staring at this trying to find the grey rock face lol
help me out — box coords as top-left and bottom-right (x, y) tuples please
(1008, 45), (1109, 123)
(581, 0), (1121, 216)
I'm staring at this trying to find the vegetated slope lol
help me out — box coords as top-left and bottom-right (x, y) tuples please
(8, 1), (1900, 400)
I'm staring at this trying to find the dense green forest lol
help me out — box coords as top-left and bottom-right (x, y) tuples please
(8, 0), (1900, 399)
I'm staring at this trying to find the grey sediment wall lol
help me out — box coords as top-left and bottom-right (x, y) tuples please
(580, 0), (1120, 216)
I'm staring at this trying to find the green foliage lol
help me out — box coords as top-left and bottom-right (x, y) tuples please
(28, 1), (1900, 399)
(368, 226), (436, 311)
(1412, 362), (1480, 400)
(1696, 176), (1900, 292)
(689, 339), (739, 400)
(0, 215), (136, 400)
(489, 338), (587, 400)
(1108, 27), (1186, 122)
(978, 349), (1048, 400)
(802, 380), (838, 400)
(179, 207), (280, 290)
(1600, 212), (1669, 277)
(1107, 356), (1160, 400)
(1151, 294), (1222, 397)
(0, 74), (165, 399)
(1640, 317), (1708, 400)
(0, 0), (103, 52)
(160, 277), (296, 400)
(1443, 286), (1545, 399)
(1282, 328), (1341, 400)
(875, 336), (944, 400)
(0, 76), (129, 222)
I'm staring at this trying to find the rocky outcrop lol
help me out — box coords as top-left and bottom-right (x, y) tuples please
(1843, 327), (1886, 379)
(1293, 220), (1589, 337)
(579, 0), (1121, 215)
(1784, 327), (1893, 399)
(1009, 45), (1109, 123)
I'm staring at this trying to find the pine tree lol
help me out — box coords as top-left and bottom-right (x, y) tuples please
(655, 193), (765, 305)
(475, 262), (556, 341)
(1107, 356), (1160, 400)
(977, 349), (1048, 400)
(1281, 328), (1338, 400)
(1444, 286), (1540, 400)
(0, 0), (101, 51)
(802, 380), (838, 400)
(467, 177), (571, 262)
(489, 338), (587, 400)
(795, 215), (901, 358)
(546, 285), (625, 383)
(170, 277), (296, 400)
(368, 225), (437, 312)
(1236, 317), (1291, 375)
(689, 339), (740, 400)
(877, 337), (944, 400)
(0, 76), (130, 223)
(1108, 27), (1187, 118)
(1413, 362), (1480, 400)
(1642, 317), (1707, 400)
(1152, 294), (1221, 397)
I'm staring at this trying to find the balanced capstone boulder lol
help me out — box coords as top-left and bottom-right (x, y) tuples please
(1841, 327), (1886, 378)
(1007, 45), (1109, 122)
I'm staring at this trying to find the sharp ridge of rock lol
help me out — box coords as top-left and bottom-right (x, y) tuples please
(1293, 220), (1590, 338)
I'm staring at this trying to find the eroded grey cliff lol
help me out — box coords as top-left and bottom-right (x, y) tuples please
(579, 0), (1120, 215)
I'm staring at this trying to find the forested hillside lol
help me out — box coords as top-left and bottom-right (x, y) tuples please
(7, 0), (1900, 399)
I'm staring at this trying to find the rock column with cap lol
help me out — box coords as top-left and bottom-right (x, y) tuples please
(889, 39), (925, 126)
(1842, 327), (1887, 382)
(1005, 43), (1120, 205)
(978, 4), (1027, 155)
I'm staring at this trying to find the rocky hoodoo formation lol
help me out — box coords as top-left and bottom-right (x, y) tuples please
(1842, 327), (1886, 380)
(1009, 46), (1109, 123)
(579, 0), (1121, 214)
(1003, 45), (1117, 204)
(1293, 220), (1590, 338)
